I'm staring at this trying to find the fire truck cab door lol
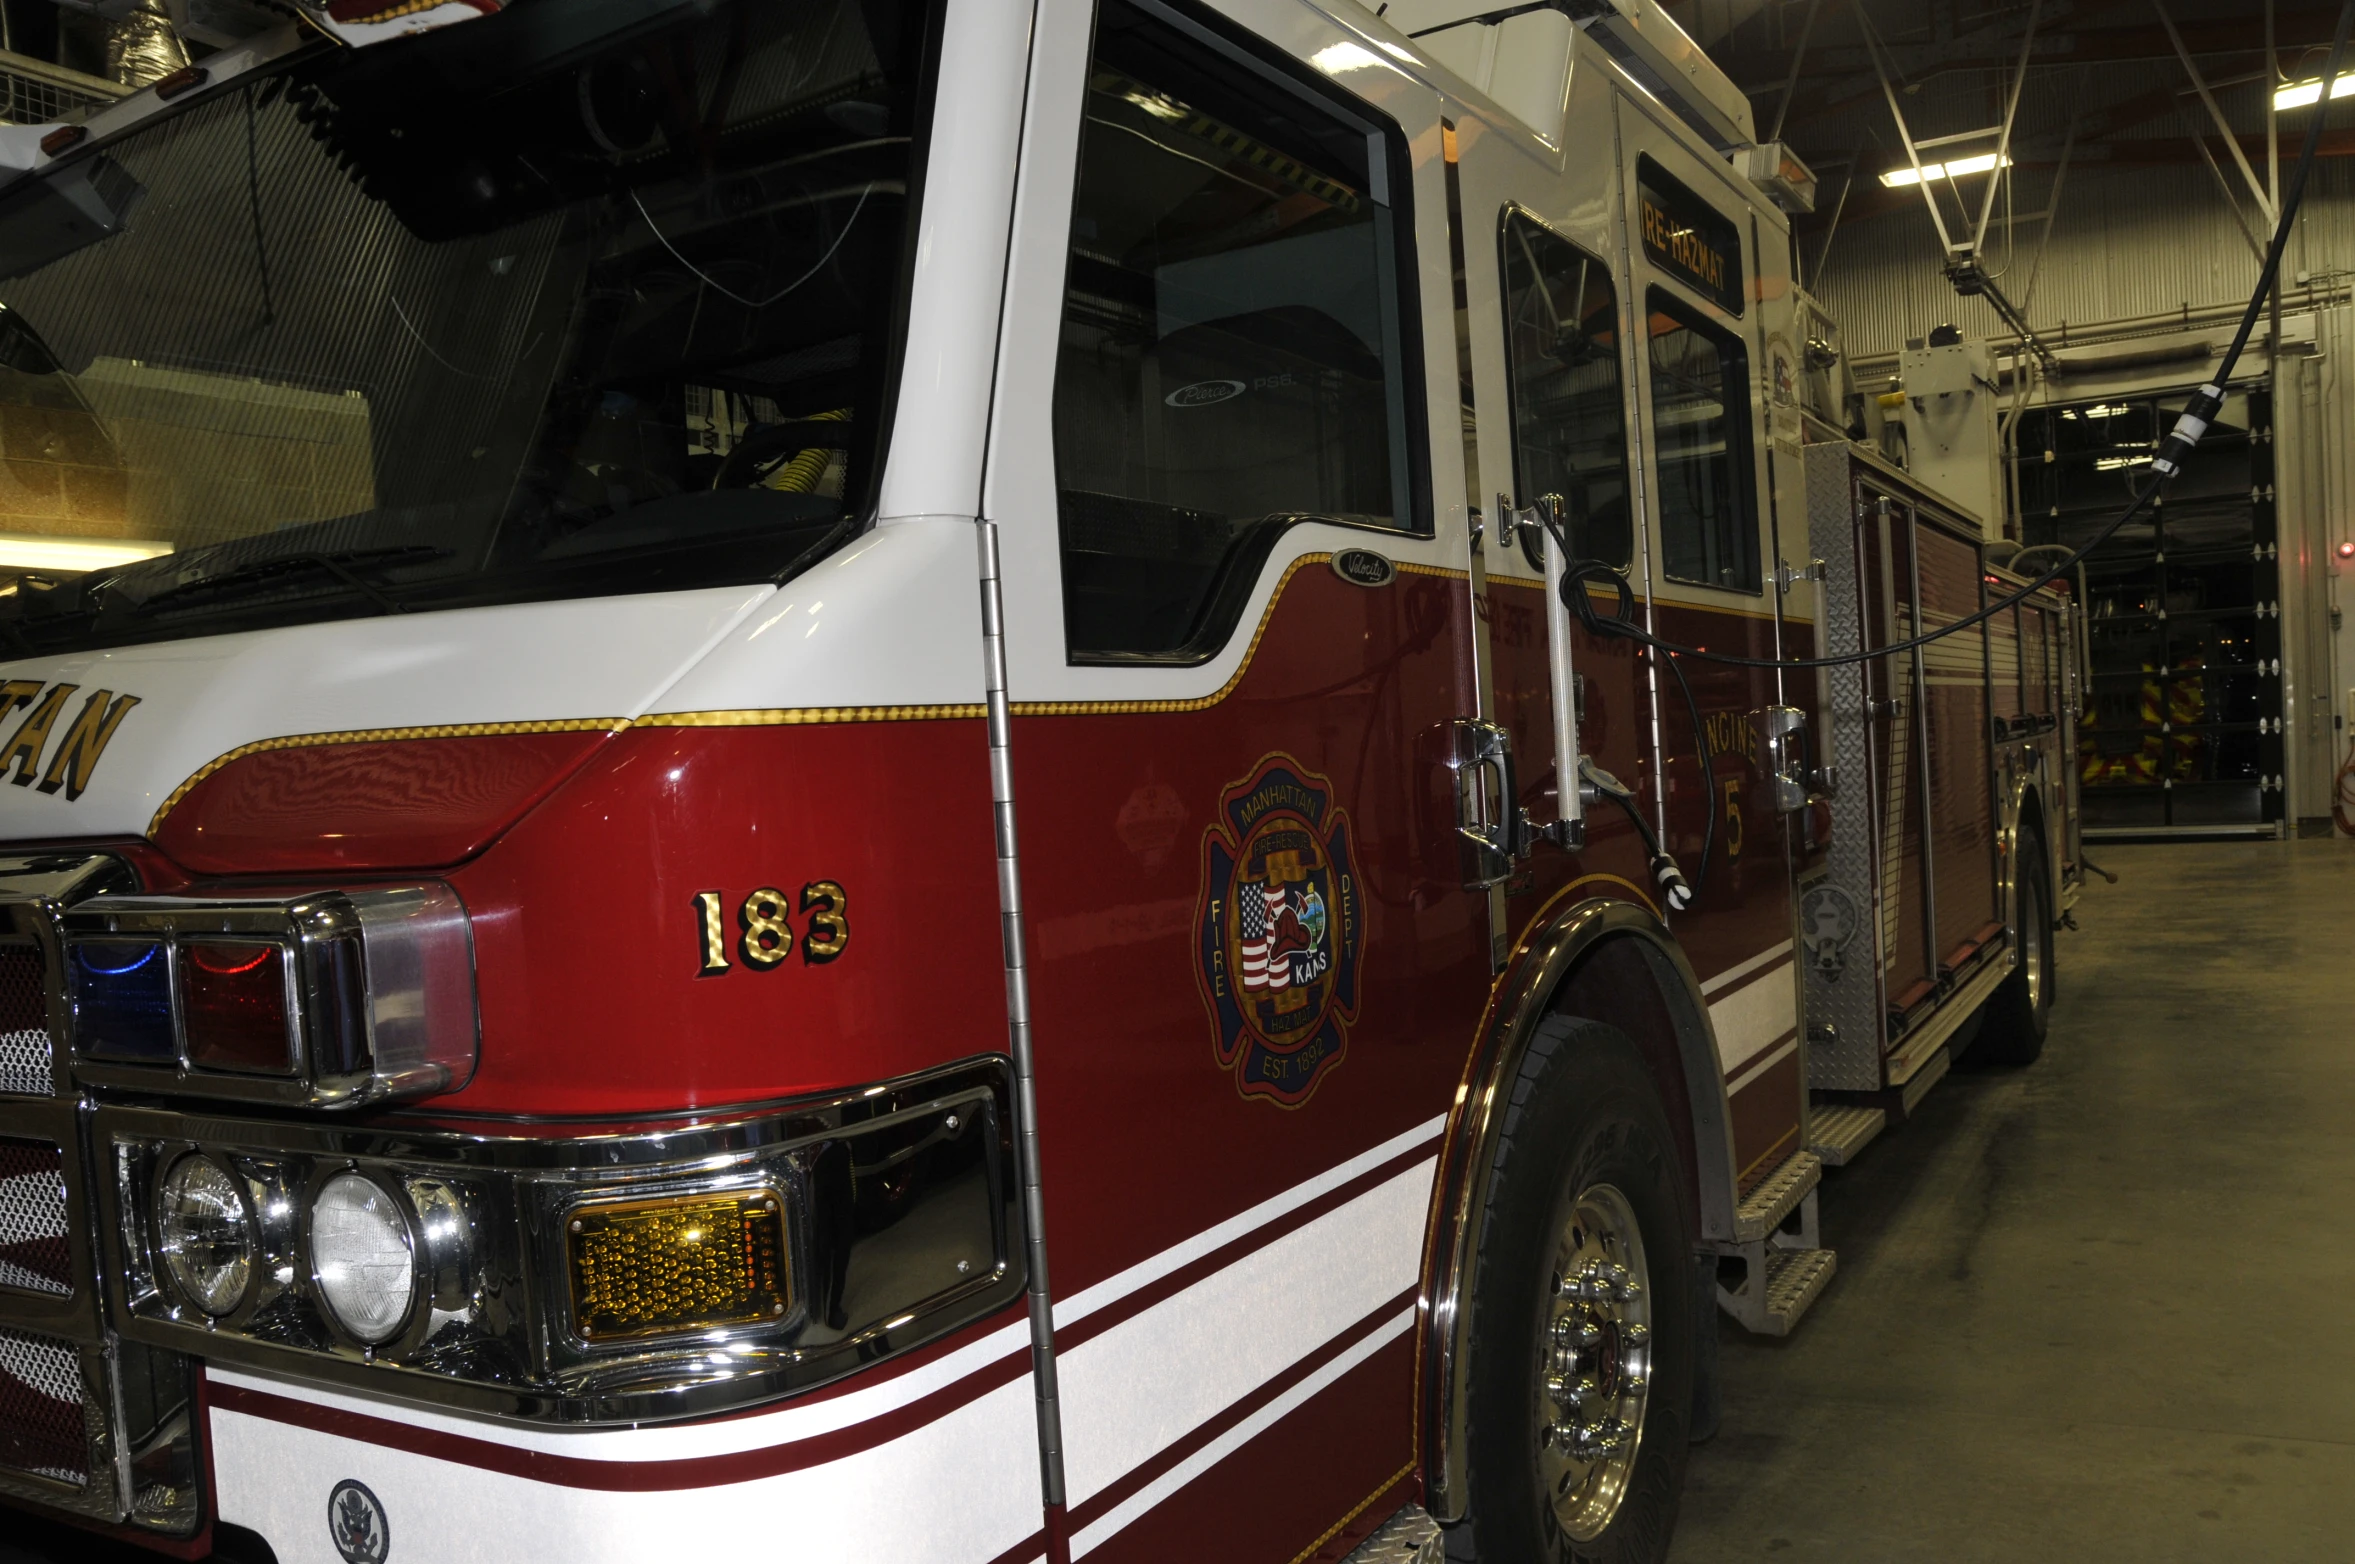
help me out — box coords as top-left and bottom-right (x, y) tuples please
(1610, 91), (1811, 1188)
(980, 2), (1495, 1555)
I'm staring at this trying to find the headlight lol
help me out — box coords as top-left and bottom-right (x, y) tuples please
(155, 1153), (254, 1316)
(97, 1056), (1022, 1424)
(309, 1171), (417, 1345)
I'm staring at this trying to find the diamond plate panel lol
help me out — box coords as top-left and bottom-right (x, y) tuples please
(1344, 1504), (1442, 1564)
(1800, 446), (1891, 1091)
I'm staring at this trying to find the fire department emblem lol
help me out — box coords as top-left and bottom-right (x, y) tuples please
(1195, 755), (1362, 1106)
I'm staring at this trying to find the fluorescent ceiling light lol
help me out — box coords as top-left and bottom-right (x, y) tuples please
(0, 533), (171, 573)
(2094, 454), (2153, 472)
(2275, 73), (2355, 110)
(1880, 152), (2013, 188)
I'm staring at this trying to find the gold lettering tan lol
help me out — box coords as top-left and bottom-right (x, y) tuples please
(37, 690), (139, 799)
(0, 684), (76, 786)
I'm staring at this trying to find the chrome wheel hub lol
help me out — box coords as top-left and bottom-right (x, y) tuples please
(1536, 1182), (1652, 1542)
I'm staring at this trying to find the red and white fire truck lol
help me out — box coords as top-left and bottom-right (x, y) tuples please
(0, 0), (2082, 1560)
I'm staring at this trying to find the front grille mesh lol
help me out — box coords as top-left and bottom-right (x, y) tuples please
(0, 945), (51, 1096)
(0, 1326), (86, 1486)
(0, 1138), (69, 1296)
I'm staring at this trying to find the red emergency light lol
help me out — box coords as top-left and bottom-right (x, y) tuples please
(181, 942), (293, 1073)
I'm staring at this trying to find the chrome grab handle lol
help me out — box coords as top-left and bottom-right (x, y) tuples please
(1452, 718), (1534, 889)
(1752, 704), (1809, 813)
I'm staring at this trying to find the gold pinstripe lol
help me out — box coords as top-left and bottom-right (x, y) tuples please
(146, 718), (628, 837)
(1288, 1461), (1418, 1564)
(146, 553), (1364, 831)
(639, 705), (987, 728)
(145, 547), (1789, 835)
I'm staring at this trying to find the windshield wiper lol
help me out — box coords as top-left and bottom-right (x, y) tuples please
(134, 546), (451, 617)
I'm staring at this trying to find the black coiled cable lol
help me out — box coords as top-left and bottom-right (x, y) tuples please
(1546, 541), (1712, 913)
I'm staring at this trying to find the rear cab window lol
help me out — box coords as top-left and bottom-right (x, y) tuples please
(1634, 157), (1758, 595)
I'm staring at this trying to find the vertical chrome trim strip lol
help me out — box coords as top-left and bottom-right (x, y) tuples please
(1612, 98), (1672, 882)
(975, 519), (1069, 1516)
(1441, 118), (1510, 970)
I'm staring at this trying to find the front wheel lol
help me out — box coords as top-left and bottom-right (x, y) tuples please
(1445, 1017), (1695, 1564)
(1967, 835), (2054, 1067)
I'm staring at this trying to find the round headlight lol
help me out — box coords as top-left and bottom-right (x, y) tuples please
(156, 1154), (255, 1316)
(310, 1171), (416, 1345)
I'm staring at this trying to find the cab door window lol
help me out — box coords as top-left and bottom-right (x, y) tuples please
(1051, 0), (1421, 663)
(1498, 212), (1632, 569)
(1646, 288), (1759, 592)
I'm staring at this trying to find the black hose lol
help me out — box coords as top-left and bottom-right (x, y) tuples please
(1552, 557), (1714, 910)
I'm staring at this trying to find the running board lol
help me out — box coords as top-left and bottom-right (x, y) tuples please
(1898, 1046), (1951, 1116)
(1808, 1103), (1886, 1166)
(1343, 1504), (1442, 1564)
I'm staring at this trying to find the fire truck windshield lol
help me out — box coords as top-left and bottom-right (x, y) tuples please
(0, 0), (933, 653)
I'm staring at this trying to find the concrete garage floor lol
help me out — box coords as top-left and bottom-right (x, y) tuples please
(1668, 838), (2355, 1564)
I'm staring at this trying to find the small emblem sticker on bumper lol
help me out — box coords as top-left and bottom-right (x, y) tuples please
(329, 1478), (390, 1564)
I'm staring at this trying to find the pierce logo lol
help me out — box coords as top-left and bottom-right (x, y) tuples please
(327, 1478), (389, 1564)
(1195, 755), (1362, 1106)
(1163, 378), (1245, 409)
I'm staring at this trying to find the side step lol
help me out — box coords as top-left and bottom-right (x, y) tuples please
(1808, 1103), (1886, 1166)
(1761, 1247), (1837, 1329)
(1342, 1505), (1441, 1564)
(1716, 1149), (1836, 1336)
(1733, 1149), (1821, 1242)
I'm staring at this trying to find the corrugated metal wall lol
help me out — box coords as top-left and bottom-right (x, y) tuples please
(1810, 162), (2355, 361)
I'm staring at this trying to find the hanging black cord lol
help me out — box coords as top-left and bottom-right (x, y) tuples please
(1562, 0), (2353, 676)
(1549, 552), (1710, 911)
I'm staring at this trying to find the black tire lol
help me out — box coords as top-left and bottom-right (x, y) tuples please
(1443, 1017), (1696, 1564)
(1967, 834), (2054, 1067)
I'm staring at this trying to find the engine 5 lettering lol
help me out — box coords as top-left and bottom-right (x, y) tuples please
(694, 882), (850, 975)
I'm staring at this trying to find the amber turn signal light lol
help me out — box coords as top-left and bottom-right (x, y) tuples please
(567, 1190), (790, 1342)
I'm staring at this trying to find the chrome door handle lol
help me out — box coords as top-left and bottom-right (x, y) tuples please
(1452, 718), (1532, 889)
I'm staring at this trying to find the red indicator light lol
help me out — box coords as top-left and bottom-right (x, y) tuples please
(182, 942), (294, 1074)
(37, 125), (84, 158)
(152, 66), (207, 101)
(2338, 540), (2355, 560)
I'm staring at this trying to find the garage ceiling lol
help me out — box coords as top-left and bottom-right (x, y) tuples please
(1663, 1), (2348, 260)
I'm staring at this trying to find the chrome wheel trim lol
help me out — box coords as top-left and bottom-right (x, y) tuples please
(2022, 874), (2047, 1015)
(1536, 1181), (1652, 1542)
